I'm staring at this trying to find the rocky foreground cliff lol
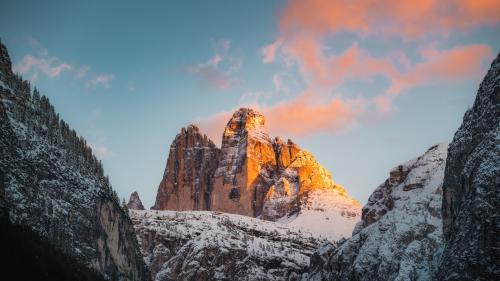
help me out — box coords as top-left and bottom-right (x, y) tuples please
(0, 41), (149, 280)
(303, 54), (500, 281)
(153, 108), (360, 240)
(304, 143), (447, 281)
(437, 54), (500, 280)
(130, 209), (327, 281)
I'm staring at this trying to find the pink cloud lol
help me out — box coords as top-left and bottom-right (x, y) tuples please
(259, 0), (497, 117)
(203, 1), (498, 141)
(277, 0), (500, 40)
(261, 39), (283, 63)
(388, 44), (493, 95)
(14, 54), (72, 78)
(196, 92), (364, 145)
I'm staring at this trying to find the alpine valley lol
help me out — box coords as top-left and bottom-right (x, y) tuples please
(0, 38), (498, 281)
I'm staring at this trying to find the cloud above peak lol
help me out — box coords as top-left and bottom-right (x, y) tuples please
(186, 38), (243, 91)
(196, 0), (498, 142)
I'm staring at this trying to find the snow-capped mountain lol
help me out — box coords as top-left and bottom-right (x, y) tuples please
(305, 143), (447, 281)
(130, 209), (328, 281)
(0, 41), (148, 280)
(153, 108), (361, 241)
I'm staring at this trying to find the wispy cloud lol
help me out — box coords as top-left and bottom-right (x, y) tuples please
(199, 0), (498, 141)
(186, 39), (243, 91)
(87, 74), (114, 88)
(14, 54), (72, 79)
(76, 66), (90, 79)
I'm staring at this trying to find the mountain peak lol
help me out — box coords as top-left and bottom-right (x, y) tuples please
(224, 107), (266, 136)
(127, 191), (145, 210)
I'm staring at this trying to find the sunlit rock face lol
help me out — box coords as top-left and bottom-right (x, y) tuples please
(153, 125), (220, 211)
(211, 108), (277, 217)
(153, 108), (361, 237)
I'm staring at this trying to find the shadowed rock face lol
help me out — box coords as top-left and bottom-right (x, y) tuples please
(437, 54), (500, 280)
(154, 108), (359, 223)
(127, 191), (145, 210)
(0, 42), (149, 281)
(153, 125), (220, 211)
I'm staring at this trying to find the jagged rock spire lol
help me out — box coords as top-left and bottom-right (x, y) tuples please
(127, 191), (145, 210)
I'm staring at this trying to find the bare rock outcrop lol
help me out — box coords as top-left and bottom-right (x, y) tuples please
(153, 125), (220, 211)
(127, 191), (145, 210)
(211, 108), (277, 217)
(437, 53), (500, 280)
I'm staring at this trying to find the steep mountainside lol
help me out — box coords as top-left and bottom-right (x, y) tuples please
(0, 41), (149, 281)
(153, 108), (360, 239)
(153, 125), (220, 210)
(437, 54), (500, 280)
(130, 209), (327, 281)
(304, 144), (447, 281)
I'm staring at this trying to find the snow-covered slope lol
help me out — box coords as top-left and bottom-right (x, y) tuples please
(130, 209), (328, 281)
(277, 188), (361, 241)
(305, 143), (447, 281)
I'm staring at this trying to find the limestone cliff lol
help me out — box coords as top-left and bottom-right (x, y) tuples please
(153, 125), (220, 211)
(211, 108), (277, 217)
(154, 108), (360, 237)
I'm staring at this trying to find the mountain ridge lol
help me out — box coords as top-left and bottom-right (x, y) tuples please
(0, 41), (149, 281)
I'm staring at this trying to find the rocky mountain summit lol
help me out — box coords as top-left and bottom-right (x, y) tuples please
(437, 54), (500, 280)
(304, 143), (447, 281)
(130, 209), (327, 281)
(0, 41), (148, 280)
(127, 191), (145, 210)
(153, 108), (360, 239)
(153, 125), (220, 211)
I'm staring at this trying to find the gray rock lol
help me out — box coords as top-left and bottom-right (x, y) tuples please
(438, 53), (500, 280)
(0, 41), (149, 281)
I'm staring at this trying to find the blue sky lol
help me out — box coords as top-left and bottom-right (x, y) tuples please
(1, 0), (499, 208)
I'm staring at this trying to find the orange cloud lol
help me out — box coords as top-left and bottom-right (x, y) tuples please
(200, 0), (497, 142)
(262, 93), (364, 137)
(195, 93), (364, 145)
(283, 41), (399, 88)
(388, 44), (493, 95)
(263, 0), (497, 116)
(278, 0), (500, 40)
